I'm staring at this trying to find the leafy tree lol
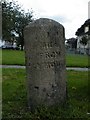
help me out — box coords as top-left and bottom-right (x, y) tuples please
(2, 0), (33, 50)
(80, 36), (88, 46)
(66, 38), (77, 49)
(80, 36), (89, 54)
(2, 1), (14, 42)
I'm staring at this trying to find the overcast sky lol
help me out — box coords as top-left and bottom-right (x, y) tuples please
(12, 0), (89, 38)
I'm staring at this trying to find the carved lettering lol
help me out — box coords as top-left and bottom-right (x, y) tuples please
(28, 61), (64, 69)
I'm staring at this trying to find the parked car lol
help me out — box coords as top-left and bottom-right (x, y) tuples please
(1, 45), (20, 50)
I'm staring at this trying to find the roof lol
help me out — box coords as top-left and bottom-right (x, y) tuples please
(75, 19), (90, 36)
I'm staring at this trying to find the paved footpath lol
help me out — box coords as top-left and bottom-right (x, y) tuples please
(0, 65), (89, 71)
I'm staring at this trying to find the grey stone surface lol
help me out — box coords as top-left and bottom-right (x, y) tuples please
(24, 18), (66, 109)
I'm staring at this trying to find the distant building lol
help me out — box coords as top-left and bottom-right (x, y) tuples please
(75, 19), (90, 55)
(75, 2), (90, 55)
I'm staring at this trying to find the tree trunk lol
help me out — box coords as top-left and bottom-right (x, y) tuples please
(84, 45), (86, 54)
(21, 44), (23, 51)
(19, 32), (24, 51)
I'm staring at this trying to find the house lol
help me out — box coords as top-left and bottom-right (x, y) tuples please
(75, 19), (90, 55)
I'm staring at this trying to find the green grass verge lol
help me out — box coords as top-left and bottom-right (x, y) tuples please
(1, 50), (25, 65)
(2, 68), (90, 119)
(1, 50), (89, 67)
(66, 53), (89, 67)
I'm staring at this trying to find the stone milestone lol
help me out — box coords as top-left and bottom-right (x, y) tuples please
(24, 18), (66, 110)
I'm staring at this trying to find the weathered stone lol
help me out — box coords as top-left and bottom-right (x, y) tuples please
(24, 18), (66, 110)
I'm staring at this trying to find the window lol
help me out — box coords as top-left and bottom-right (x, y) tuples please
(85, 26), (89, 33)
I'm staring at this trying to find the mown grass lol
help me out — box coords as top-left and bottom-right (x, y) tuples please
(66, 53), (89, 67)
(2, 68), (90, 119)
(1, 50), (89, 67)
(1, 50), (25, 65)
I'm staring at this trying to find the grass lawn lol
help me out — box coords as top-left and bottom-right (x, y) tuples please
(2, 68), (90, 119)
(1, 50), (25, 65)
(66, 53), (89, 67)
(0, 50), (89, 67)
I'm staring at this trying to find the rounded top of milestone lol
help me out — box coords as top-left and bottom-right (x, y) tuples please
(25, 18), (64, 28)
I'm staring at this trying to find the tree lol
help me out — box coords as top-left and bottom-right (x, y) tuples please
(2, 1), (14, 42)
(2, 0), (33, 50)
(13, 8), (33, 50)
(66, 38), (77, 49)
(80, 36), (89, 53)
(80, 36), (88, 46)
